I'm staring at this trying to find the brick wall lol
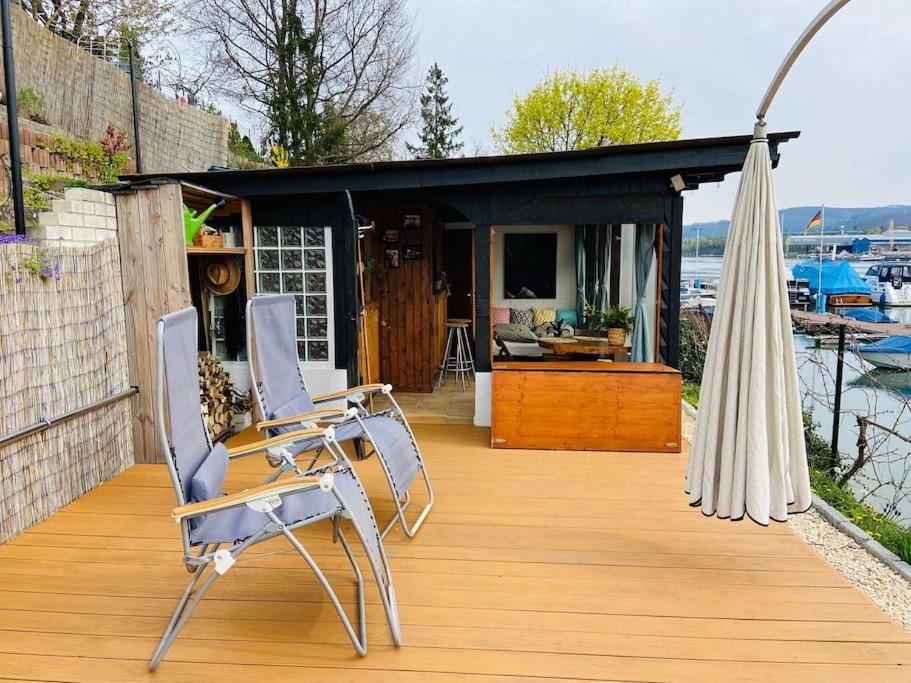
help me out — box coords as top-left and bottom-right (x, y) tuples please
(0, 5), (228, 174)
(0, 119), (137, 188)
(29, 188), (117, 245)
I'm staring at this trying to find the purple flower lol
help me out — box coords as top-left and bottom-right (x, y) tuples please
(0, 234), (35, 245)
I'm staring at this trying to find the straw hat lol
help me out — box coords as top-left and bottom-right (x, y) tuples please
(202, 257), (241, 296)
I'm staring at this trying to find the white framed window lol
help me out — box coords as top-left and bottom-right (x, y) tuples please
(254, 225), (334, 366)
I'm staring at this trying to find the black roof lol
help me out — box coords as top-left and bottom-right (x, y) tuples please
(121, 131), (799, 197)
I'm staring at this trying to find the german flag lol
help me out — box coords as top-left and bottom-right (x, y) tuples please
(804, 210), (823, 234)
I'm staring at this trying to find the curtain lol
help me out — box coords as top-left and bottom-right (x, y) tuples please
(575, 225), (611, 325)
(575, 227), (586, 323)
(631, 224), (656, 362)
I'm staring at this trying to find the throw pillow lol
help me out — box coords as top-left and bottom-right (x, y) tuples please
(510, 308), (533, 326)
(556, 308), (578, 327)
(190, 443), (229, 503)
(493, 323), (539, 343)
(493, 307), (510, 325)
(270, 393), (316, 434)
(531, 307), (556, 327)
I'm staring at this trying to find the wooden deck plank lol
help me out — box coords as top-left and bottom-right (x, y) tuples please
(1, 612), (910, 665)
(0, 424), (908, 682)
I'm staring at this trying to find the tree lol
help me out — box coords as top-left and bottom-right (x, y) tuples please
(406, 63), (462, 159)
(22, 1), (174, 65)
(492, 67), (682, 154)
(187, 0), (416, 165)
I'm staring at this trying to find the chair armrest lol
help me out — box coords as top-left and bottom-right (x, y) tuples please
(226, 427), (329, 459)
(311, 383), (390, 403)
(172, 477), (322, 522)
(255, 407), (357, 432)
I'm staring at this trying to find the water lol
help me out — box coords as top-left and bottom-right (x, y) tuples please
(682, 256), (911, 524)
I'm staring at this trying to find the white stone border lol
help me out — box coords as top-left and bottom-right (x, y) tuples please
(681, 399), (911, 585)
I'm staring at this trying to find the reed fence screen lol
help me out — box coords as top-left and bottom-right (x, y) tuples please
(0, 240), (134, 542)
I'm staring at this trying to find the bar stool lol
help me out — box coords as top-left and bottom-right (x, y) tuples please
(447, 318), (474, 371)
(436, 320), (474, 389)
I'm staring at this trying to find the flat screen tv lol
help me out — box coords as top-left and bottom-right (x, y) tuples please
(503, 233), (557, 299)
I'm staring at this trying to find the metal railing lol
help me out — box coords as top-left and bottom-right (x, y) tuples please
(0, 386), (138, 448)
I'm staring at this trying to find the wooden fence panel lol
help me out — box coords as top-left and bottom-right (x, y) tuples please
(116, 183), (191, 463)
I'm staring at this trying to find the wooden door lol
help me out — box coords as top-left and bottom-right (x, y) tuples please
(443, 229), (475, 336)
(370, 206), (434, 392)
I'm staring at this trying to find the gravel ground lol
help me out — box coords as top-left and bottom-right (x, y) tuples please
(788, 509), (911, 632)
(681, 405), (695, 443)
(680, 404), (911, 633)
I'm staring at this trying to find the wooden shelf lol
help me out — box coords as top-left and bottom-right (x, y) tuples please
(186, 246), (248, 255)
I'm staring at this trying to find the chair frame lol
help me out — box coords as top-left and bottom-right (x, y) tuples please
(245, 295), (434, 538)
(151, 315), (401, 670)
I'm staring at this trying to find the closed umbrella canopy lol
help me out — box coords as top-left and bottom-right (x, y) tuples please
(686, 123), (812, 525)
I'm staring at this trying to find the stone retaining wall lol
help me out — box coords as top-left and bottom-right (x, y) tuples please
(0, 5), (227, 174)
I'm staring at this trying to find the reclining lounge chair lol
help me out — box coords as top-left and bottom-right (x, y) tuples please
(246, 294), (433, 538)
(150, 306), (400, 670)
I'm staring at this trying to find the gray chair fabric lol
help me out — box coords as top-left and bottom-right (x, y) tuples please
(248, 294), (432, 538)
(161, 307), (212, 501)
(153, 305), (402, 668)
(358, 416), (419, 499)
(271, 393), (318, 434)
(189, 443), (229, 503)
(250, 295), (313, 418)
(160, 307), (342, 545)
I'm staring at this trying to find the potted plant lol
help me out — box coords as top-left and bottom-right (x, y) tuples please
(602, 305), (634, 346)
(544, 317), (572, 338)
(576, 302), (607, 337)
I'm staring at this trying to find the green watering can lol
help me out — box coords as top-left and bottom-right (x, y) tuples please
(183, 199), (226, 245)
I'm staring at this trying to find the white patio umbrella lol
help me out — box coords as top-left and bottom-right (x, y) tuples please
(686, 122), (811, 524)
(686, 0), (852, 524)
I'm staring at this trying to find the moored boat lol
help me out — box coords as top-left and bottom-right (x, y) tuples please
(792, 259), (872, 308)
(862, 262), (911, 306)
(857, 335), (911, 370)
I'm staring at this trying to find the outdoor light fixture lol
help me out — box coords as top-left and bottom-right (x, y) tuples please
(670, 174), (686, 192)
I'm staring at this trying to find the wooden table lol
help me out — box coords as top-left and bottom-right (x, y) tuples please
(538, 336), (630, 358)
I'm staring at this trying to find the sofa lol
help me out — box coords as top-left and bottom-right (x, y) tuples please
(492, 306), (576, 359)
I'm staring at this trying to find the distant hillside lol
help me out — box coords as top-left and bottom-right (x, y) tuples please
(683, 205), (911, 239)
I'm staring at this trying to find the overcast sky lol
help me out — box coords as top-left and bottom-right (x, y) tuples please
(407, 0), (911, 224)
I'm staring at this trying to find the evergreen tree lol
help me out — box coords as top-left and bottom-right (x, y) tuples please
(407, 63), (463, 159)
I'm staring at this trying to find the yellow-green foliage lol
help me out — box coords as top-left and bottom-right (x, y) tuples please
(270, 145), (290, 168)
(492, 66), (682, 154)
(36, 134), (129, 183)
(18, 88), (48, 124)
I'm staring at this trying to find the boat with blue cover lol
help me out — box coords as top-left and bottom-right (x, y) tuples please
(841, 309), (897, 324)
(792, 259), (872, 307)
(857, 335), (911, 370)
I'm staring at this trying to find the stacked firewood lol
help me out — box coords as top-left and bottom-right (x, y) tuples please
(198, 353), (251, 440)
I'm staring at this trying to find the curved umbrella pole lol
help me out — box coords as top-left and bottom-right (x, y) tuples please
(756, 0), (854, 127)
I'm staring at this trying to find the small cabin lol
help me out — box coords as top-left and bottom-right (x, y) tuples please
(116, 132), (797, 458)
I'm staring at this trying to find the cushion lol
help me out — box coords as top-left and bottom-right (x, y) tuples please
(531, 307), (556, 327)
(189, 443), (229, 503)
(493, 323), (539, 343)
(510, 308), (533, 326)
(270, 392), (316, 434)
(533, 323), (574, 338)
(556, 308), (578, 327)
(493, 307), (510, 325)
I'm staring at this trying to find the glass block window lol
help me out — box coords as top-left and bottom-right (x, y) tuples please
(254, 226), (333, 364)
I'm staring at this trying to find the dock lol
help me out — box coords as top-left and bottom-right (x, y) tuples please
(791, 310), (910, 339)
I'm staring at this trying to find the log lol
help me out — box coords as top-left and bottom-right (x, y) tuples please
(197, 353), (251, 441)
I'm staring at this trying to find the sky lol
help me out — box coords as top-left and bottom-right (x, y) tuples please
(406, 0), (911, 225)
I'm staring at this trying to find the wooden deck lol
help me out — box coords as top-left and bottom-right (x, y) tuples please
(792, 309), (911, 338)
(0, 424), (909, 682)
